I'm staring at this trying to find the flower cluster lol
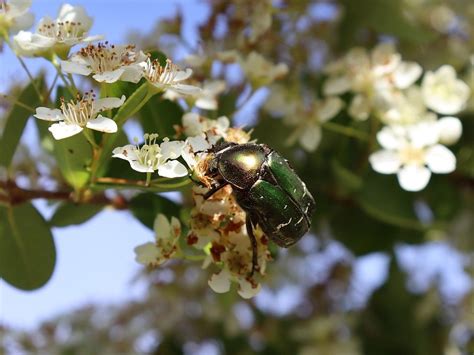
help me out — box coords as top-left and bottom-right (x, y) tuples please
(182, 116), (270, 298)
(0, 0), (34, 41)
(13, 3), (101, 58)
(129, 114), (269, 298)
(17, 3), (199, 141)
(134, 214), (182, 267)
(265, 42), (470, 191)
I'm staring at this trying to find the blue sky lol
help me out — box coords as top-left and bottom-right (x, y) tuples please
(1, 0), (471, 331)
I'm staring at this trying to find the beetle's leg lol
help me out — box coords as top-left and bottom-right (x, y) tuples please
(245, 214), (258, 277)
(203, 182), (229, 200)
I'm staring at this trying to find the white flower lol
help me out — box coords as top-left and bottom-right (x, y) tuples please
(134, 214), (181, 267)
(208, 268), (261, 299)
(112, 134), (188, 178)
(141, 57), (200, 95)
(369, 123), (456, 191)
(208, 269), (232, 293)
(421, 65), (470, 115)
(436, 116), (462, 145)
(240, 51), (288, 87)
(195, 80), (227, 110)
(323, 43), (422, 121)
(0, 0), (34, 37)
(61, 43), (147, 83)
(286, 96), (343, 152)
(34, 91), (123, 140)
(13, 3), (101, 58)
(181, 135), (212, 172)
(376, 87), (436, 125)
(182, 112), (229, 138)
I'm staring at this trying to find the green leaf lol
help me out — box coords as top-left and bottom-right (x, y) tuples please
(356, 171), (424, 230)
(331, 159), (362, 192)
(0, 203), (56, 290)
(0, 77), (45, 168)
(130, 193), (181, 230)
(331, 205), (423, 255)
(138, 98), (183, 137)
(49, 202), (102, 227)
(52, 131), (92, 189)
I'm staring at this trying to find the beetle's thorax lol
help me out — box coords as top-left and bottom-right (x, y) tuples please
(216, 143), (269, 190)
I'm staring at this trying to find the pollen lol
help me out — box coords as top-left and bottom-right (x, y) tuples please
(79, 42), (138, 73)
(60, 90), (96, 127)
(143, 57), (180, 84)
(37, 18), (85, 42)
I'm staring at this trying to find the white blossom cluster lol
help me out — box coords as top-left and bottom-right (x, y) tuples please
(265, 43), (471, 191)
(132, 114), (269, 298)
(6, 2), (202, 141)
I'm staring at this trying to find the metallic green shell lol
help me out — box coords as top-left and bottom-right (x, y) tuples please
(236, 179), (310, 247)
(266, 151), (315, 219)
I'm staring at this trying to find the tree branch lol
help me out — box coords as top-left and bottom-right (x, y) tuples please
(0, 180), (128, 209)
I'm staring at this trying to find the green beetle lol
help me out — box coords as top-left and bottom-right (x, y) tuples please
(203, 142), (315, 275)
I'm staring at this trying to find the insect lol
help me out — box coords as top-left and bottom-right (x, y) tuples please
(203, 142), (316, 276)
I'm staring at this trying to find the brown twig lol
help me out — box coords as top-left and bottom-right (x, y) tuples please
(0, 180), (128, 209)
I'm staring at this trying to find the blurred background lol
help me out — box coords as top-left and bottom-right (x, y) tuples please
(1, 0), (474, 354)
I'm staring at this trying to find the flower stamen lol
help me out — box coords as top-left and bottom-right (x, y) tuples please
(60, 90), (95, 127)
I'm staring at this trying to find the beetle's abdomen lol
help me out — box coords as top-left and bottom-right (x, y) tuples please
(237, 180), (310, 247)
(267, 151), (315, 220)
(217, 144), (266, 190)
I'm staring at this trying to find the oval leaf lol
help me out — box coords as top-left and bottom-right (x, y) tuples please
(0, 203), (56, 290)
(0, 76), (45, 168)
(130, 193), (181, 230)
(49, 202), (102, 227)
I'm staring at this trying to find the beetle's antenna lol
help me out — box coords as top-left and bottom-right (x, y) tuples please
(245, 215), (258, 277)
(203, 182), (229, 200)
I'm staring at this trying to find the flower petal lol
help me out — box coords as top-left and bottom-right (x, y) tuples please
(425, 144), (456, 174)
(186, 135), (211, 152)
(299, 124), (322, 152)
(377, 126), (405, 150)
(237, 278), (261, 299)
(94, 96), (126, 113)
(349, 94), (370, 121)
(319, 97), (343, 122)
(92, 68), (126, 83)
(397, 164), (431, 191)
(208, 270), (231, 293)
(48, 122), (83, 140)
(160, 140), (186, 161)
(157, 160), (189, 178)
(86, 115), (117, 133)
(436, 116), (462, 145)
(154, 214), (171, 241)
(323, 75), (351, 96)
(369, 150), (402, 174)
(112, 144), (139, 161)
(392, 61), (422, 89)
(173, 68), (193, 82)
(61, 59), (92, 76)
(119, 66), (144, 83)
(34, 107), (63, 121)
(170, 84), (202, 95)
(134, 242), (161, 266)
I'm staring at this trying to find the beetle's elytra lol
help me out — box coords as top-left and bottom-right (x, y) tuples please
(203, 142), (316, 275)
